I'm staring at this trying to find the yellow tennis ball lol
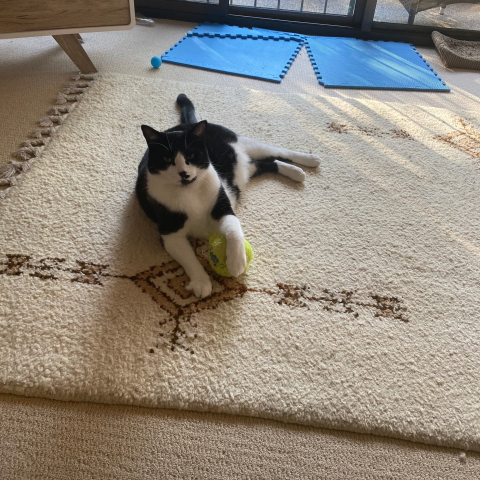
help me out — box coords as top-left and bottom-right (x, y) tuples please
(208, 233), (254, 277)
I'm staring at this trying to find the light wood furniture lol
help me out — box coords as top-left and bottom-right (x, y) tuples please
(0, 0), (135, 73)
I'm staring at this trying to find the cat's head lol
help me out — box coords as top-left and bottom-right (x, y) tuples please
(141, 121), (209, 187)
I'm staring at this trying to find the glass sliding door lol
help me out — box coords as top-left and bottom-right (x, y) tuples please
(136, 0), (480, 41)
(137, 0), (366, 30)
(373, 0), (480, 29)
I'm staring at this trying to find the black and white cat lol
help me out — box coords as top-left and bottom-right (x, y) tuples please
(136, 94), (320, 298)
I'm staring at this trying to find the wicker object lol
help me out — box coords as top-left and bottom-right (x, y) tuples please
(432, 31), (480, 70)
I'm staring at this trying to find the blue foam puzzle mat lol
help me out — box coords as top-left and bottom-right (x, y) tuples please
(190, 23), (304, 42)
(305, 37), (449, 91)
(162, 34), (303, 82)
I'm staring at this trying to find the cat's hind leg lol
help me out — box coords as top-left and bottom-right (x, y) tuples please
(252, 159), (306, 183)
(237, 136), (321, 168)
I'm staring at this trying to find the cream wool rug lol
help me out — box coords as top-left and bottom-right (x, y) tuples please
(0, 73), (479, 452)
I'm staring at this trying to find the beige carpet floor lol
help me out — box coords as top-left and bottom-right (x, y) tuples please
(1, 18), (480, 479)
(2, 393), (480, 480)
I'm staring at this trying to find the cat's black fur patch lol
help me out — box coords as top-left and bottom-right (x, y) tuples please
(251, 157), (280, 177)
(136, 151), (187, 236)
(204, 125), (239, 199)
(211, 185), (235, 221)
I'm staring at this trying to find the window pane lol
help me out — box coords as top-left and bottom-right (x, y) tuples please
(231, 0), (356, 15)
(373, 0), (480, 29)
(231, 0), (255, 5)
(304, 0), (355, 14)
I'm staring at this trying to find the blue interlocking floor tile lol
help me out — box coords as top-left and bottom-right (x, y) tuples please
(305, 37), (450, 91)
(162, 34), (303, 83)
(190, 23), (304, 41)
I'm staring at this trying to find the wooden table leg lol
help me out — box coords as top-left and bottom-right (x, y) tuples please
(74, 33), (84, 43)
(53, 34), (97, 74)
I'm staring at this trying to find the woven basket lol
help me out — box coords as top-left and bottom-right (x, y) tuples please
(432, 31), (480, 70)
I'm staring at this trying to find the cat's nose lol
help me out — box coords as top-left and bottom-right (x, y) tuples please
(179, 171), (190, 179)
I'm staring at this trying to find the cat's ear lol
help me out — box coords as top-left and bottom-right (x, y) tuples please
(141, 125), (162, 144)
(191, 120), (208, 139)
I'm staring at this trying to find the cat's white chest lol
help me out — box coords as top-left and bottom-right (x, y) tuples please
(182, 198), (215, 237)
(147, 167), (220, 238)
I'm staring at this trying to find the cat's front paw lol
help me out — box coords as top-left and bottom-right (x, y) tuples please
(226, 239), (247, 277)
(186, 275), (212, 298)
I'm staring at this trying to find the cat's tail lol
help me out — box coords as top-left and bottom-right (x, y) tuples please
(176, 94), (197, 124)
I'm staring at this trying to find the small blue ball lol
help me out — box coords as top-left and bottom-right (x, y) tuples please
(151, 56), (162, 69)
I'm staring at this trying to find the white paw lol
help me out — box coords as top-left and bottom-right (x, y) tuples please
(276, 161), (306, 182)
(293, 154), (321, 168)
(226, 239), (247, 277)
(287, 165), (306, 182)
(186, 275), (212, 298)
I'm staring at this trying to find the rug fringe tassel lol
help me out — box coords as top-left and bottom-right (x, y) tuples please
(12, 146), (44, 161)
(0, 161), (29, 182)
(48, 105), (75, 115)
(0, 72), (97, 195)
(21, 138), (50, 148)
(56, 92), (84, 105)
(0, 186), (12, 199)
(30, 127), (60, 139)
(71, 73), (97, 81)
(38, 114), (69, 127)
(56, 77), (93, 104)
(62, 87), (86, 95)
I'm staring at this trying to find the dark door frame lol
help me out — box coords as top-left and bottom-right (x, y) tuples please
(136, 0), (480, 46)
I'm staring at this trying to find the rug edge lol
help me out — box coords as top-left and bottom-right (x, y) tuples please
(1, 387), (478, 454)
(0, 73), (97, 202)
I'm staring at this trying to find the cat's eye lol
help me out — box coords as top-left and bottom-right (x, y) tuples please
(187, 153), (195, 160)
